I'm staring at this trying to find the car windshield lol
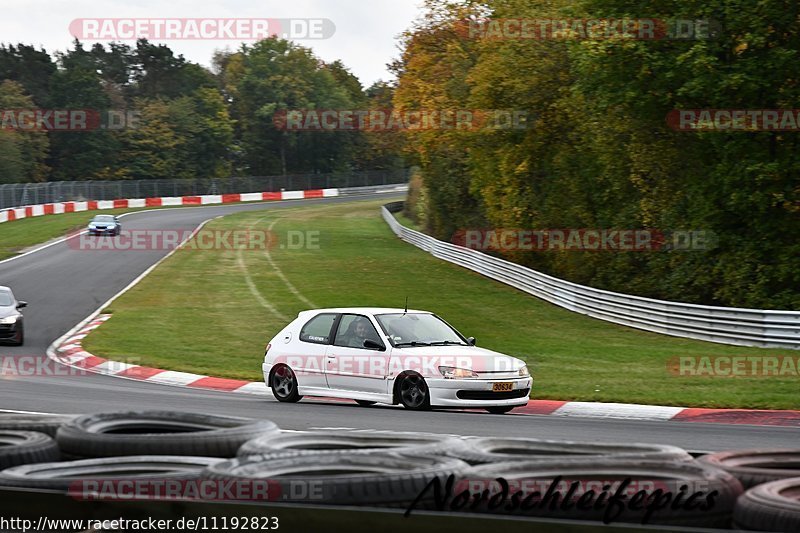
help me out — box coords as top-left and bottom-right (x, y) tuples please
(0, 292), (13, 307)
(92, 215), (115, 222)
(375, 313), (467, 346)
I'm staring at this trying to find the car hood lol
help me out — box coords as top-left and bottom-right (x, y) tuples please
(0, 304), (19, 318)
(389, 344), (525, 373)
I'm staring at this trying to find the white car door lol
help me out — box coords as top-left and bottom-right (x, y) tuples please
(290, 312), (338, 389)
(325, 314), (389, 394)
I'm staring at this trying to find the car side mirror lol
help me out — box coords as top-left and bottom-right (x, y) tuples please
(16, 301), (27, 309)
(363, 339), (385, 351)
(467, 337), (476, 346)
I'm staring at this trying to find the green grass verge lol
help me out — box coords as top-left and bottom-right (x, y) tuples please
(0, 209), (131, 260)
(0, 200), (275, 261)
(83, 199), (799, 409)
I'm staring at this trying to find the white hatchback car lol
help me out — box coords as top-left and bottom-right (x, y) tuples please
(262, 308), (532, 414)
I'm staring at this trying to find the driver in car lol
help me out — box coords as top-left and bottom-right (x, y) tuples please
(344, 318), (374, 348)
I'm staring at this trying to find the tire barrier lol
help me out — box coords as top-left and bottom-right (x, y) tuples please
(447, 437), (692, 465)
(205, 452), (470, 507)
(237, 430), (464, 459)
(0, 455), (221, 490)
(0, 431), (60, 469)
(697, 448), (800, 489)
(56, 411), (279, 458)
(0, 410), (796, 530)
(456, 458), (743, 528)
(733, 477), (800, 531)
(0, 413), (77, 437)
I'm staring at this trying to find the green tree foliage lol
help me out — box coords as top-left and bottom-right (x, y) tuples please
(0, 80), (49, 183)
(48, 41), (119, 181)
(395, 0), (799, 308)
(118, 89), (234, 180)
(1, 37), (408, 183)
(393, 0), (487, 237)
(217, 38), (361, 175)
(0, 44), (56, 106)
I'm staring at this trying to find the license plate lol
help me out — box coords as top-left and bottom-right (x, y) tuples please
(492, 382), (513, 392)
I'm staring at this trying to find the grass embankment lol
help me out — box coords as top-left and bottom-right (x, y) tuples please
(83, 199), (798, 409)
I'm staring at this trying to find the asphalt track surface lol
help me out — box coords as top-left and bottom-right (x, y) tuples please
(1, 194), (798, 452)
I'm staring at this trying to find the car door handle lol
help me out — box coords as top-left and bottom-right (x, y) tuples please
(327, 355), (336, 359)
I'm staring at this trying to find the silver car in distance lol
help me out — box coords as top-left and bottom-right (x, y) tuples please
(87, 214), (121, 236)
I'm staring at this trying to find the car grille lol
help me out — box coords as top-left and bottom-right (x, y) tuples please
(457, 388), (530, 401)
(0, 324), (15, 338)
(475, 371), (522, 380)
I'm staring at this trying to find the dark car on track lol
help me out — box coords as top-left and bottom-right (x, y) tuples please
(0, 286), (26, 346)
(87, 214), (121, 236)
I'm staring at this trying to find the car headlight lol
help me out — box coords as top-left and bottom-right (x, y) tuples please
(439, 366), (479, 379)
(0, 314), (20, 324)
(518, 366), (530, 377)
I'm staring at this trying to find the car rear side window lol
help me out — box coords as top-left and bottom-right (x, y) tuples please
(299, 313), (337, 344)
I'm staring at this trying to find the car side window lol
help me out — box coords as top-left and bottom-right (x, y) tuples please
(333, 314), (383, 350)
(299, 313), (337, 344)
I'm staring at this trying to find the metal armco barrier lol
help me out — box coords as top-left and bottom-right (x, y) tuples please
(382, 202), (800, 350)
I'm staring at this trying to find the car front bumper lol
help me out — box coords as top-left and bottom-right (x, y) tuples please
(0, 319), (22, 341)
(88, 227), (117, 235)
(426, 377), (532, 407)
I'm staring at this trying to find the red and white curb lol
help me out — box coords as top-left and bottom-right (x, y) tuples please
(50, 317), (800, 427)
(52, 315), (270, 397)
(0, 188), (339, 225)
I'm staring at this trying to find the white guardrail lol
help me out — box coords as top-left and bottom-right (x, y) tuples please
(382, 202), (800, 350)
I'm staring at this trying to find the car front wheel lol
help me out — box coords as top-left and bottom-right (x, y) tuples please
(11, 324), (23, 346)
(270, 365), (302, 403)
(398, 374), (430, 411)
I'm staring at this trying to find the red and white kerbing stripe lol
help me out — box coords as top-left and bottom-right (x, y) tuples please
(53, 315), (268, 396)
(0, 189), (339, 225)
(51, 317), (800, 427)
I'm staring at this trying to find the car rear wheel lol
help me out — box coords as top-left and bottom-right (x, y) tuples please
(271, 365), (303, 403)
(485, 406), (514, 414)
(355, 400), (377, 407)
(398, 374), (430, 411)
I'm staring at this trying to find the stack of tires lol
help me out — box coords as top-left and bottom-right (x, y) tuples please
(698, 449), (800, 531)
(0, 411), (277, 492)
(0, 412), (798, 531)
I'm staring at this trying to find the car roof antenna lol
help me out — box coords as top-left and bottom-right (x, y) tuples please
(403, 296), (408, 315)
